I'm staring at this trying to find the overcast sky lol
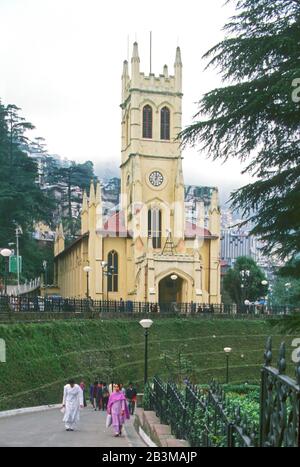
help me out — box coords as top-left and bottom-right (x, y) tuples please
(0, 0), (252, 202)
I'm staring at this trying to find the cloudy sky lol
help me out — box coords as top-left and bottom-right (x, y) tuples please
(0, 0), (252, 202)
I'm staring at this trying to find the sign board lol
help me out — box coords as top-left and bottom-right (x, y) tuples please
(9, 255), (22, 274)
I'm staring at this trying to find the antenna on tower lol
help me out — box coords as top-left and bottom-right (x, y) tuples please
(150, 31), (152, 74)
(127, 34), (129, 62)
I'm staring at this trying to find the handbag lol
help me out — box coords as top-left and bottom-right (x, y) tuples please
(106, 413), (112, 428)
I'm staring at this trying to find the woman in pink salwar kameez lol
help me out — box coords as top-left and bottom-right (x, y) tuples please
(107, 383), (130, 437)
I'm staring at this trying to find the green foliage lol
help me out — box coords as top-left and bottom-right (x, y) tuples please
(223, 256), (267, 304)
(47, 160), (97, 238)
(0, 101), (55, 280)
(159, 344), (196, 384)
(268, 313), (300, 333)
(226, 392), (260, 424)
(190, 384), (260, 447)
(223, 383), (260, 398)
(0, 318), (298, 411)
(180, 0), (300, 263)
(279, 256), (300, 280)
(271, 276), (300, 306)
(0, 99), (98, 281)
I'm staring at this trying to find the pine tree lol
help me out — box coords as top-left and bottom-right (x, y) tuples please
(47, 160), (97, 238)
(0, 101), (54, 280)
(181, 0), (300, 269)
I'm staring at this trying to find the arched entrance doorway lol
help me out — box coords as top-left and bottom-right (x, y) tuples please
(159, 274), (185, 305)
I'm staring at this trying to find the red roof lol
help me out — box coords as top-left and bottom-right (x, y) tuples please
(184, 221), (214, 239)
(101, 211), (215, 239)
(102, 211), (132, 237)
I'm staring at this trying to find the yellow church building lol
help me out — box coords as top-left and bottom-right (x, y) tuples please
(54, 43), (221, 304)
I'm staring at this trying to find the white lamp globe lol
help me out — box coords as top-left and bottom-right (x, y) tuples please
(139, 319), (153, 329)
(0, 248), (12, 257)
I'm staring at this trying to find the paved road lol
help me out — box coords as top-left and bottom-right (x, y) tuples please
(0, 407), (145, 447)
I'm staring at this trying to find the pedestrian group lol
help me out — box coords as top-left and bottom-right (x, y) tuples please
(61, 378), (137, 437)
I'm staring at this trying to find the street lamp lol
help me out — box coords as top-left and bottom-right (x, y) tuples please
(43, 260), (48, 297)
(261, 280), (268, 313)
(244, 299), (251, 314)
(285, 282), (292, 313)
(139, 319), (153, 386)
(0, 248), (12, 295)
(224, 347), (232, 384)
(101, 261), (115, 306)
(83, 266), (92, 299)
(240, 270), (250, 312)
(170, 274), (178, 303)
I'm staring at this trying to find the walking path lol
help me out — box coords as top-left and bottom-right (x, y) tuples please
(0, 406), (145, 447)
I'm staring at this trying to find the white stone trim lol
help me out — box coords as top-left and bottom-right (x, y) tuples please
(138, 426), (157, 447)
(0, 404), (60, 418)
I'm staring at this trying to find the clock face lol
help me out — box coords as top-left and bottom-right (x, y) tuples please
(149, 171), (164, 187)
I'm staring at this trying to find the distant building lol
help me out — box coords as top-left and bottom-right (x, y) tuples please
(221, 229), (258, 266)
(185, 186), (217, 228)
(32, 222), (55, 242)
(221, 209), (234, 229)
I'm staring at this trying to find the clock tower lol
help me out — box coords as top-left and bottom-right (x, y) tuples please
(54, 41), (221, 305)
(120, 42), (185, 248)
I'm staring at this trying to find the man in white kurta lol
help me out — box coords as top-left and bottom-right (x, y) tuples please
(62, 381), (83, 431)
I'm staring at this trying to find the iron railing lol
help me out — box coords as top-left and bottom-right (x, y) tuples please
(0, 295), (296, 316)
(149, 377), (168, 425)
(260, 337), (300, 447)
(148, 377), (258, 447)
(149, 340), (300, 447)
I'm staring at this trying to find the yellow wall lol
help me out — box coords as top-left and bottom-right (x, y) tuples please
(56, 237), (88, 298)
(53, 43), (221, 305)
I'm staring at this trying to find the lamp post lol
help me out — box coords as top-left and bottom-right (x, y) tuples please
(268, 284), (273, 312)
(285, 282), (292, 313)
(101, 261), (115, 308)
(261, 280), (268, 314)
(0, 248), (12, 295)
(83, 266), (92, 299)
(244, 299), (251, 314)
(43, 260), (48, 297)
(224, 347), (232, 384)
(15, 227), (22, 291)
(170, 274), (178, 304)
(139, 319), (153, 386)
(240, 270), (250, 312)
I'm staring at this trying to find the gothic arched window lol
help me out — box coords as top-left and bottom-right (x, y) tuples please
(107, 250), (118, 292)
(148, 208), (162, 249)
(160, 106), (170, 140)
(143, 105), (153, 139)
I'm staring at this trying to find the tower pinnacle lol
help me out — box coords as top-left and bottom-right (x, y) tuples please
(131, 42), (140, 85)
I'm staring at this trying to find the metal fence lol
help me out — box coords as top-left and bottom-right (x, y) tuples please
(148, 377), (258, 447)
(148, 339), (300, 447)
(260, 337), (300, 447)
(0, 295), (296, 316)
